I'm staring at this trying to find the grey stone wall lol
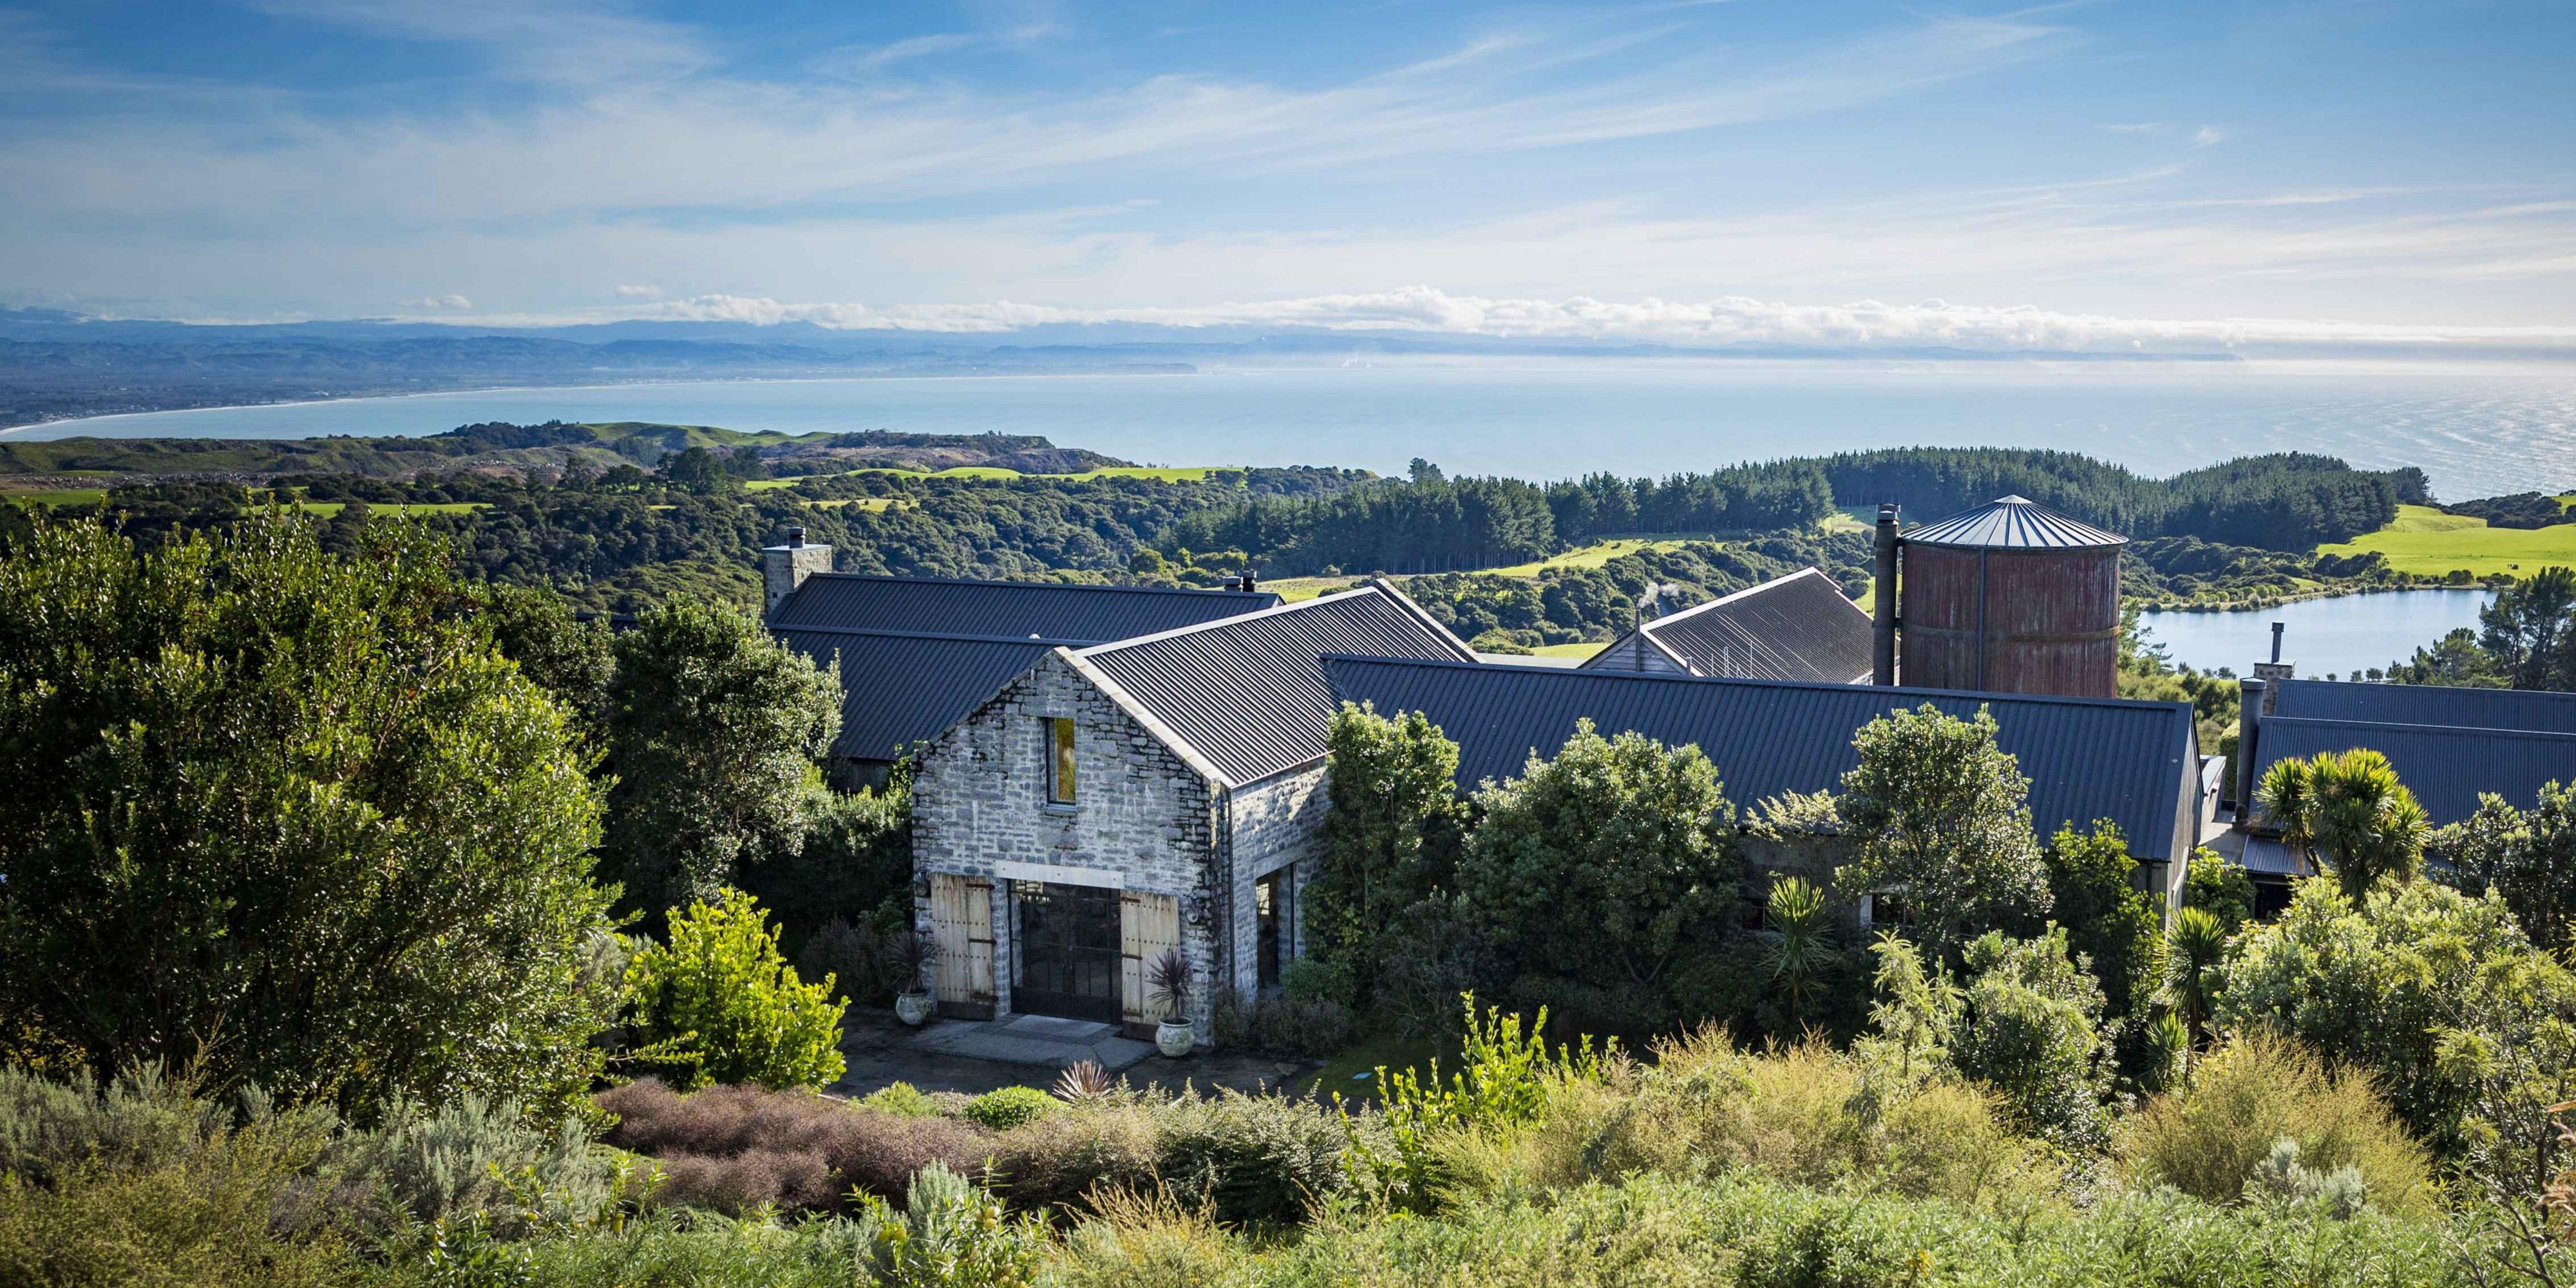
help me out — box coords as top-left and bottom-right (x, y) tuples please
(762, 542), (833, 612)
(911, 649), (1222, 1023)
(1220, 764), (1329, 996)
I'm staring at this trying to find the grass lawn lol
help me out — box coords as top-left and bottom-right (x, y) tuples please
(1488, 536), (1716, 577)
(798, 497), (899, 511)
(1264, 576), (1363, 602)
(1530, 639), (1609, 660)
(2319, 504), (2576, 578)
(5, 488), (108, 507)
(1302, 1032), (1448, 1103)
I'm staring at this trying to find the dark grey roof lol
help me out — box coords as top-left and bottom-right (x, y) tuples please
(2240, 834), (2309, 876)
(1630, 569), (1874, 683)
(2271, 679), (2576, 735)
(771, 573), (1277, 639)
(1077, 586), (1477, 785)
(764, 574), (1278, 766)
(1325, 656), (2200, 860)
(2248, 716), (2576, 825)
(1904, 495), (2126, 550)
(774, 628), (1068, 764)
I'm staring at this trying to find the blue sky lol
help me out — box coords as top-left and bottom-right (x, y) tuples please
(2, 0), (2571, 350)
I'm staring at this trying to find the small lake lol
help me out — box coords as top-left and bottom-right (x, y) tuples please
(2136, 589), (2496, 679)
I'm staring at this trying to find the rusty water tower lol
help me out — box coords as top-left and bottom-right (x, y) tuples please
(1871, 495), (2126, 698)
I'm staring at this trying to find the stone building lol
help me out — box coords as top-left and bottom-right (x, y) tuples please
(909, 583), (1475, 1038)
(757, 542), (1274, 788)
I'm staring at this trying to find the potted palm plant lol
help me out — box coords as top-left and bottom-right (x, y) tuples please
(1148, 947), (1195, 1057)
(886, 929), (938, 1027)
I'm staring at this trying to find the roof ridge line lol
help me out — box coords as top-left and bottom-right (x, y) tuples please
(796, 571), (1274, 599)
(1320, 652), (2192, 713)
(770, 623), (1097, 646)
(1076, 584), (1394, 658)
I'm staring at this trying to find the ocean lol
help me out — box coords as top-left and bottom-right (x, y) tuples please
(14, 357), (2576, 501)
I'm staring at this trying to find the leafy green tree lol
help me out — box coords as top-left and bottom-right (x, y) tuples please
(603, 596), (842, 915)
(2217, 877), (2576, 1176)
(1461, 720), (1741, 997)
(2182, 849), (2255, 932)
(2442, 781), (2576, 952)
(0, 513), (616, 1114)
(1314, 703), (1465, 1003)
(658, 445), (739, 496)
(1833, 704), (2050, 960)
(2038, 820), (2161, 1025)
(2257, 748), (2431, 900)
(625, 894), (848, 1090)
(2385, 627), (2506, 688)
(479, 580), (614, 739)
(1853, 933), (1959, 1092)
(1951, 928), (2112, 1151)
(2481, 565), (2576, 691)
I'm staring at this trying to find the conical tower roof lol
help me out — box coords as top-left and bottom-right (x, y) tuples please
(1902, 495), (2125, 550)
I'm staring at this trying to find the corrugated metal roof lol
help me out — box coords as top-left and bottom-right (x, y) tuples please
(1325, 656), (2199, 860)
(770, 573), (1278, 640)
(2248, 715), (2576, 824)
(1903, 495), (2126, 550)
(1618, 568), (1874, 683)
(773, 628), (1063, 764)
(2272, 679), (2576, 734)
(2239, 834), (2310, 876)
(1077, 586), (1477, 785)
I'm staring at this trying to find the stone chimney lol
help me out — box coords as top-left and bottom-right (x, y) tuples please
(762, 527), (832, 614)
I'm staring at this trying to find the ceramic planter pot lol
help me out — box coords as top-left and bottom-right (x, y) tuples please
(1155, 1019), (1195, 1057)
(895, 990), (935, 1027)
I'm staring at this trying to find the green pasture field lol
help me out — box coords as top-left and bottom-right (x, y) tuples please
(2319, 504), (2576, 578)
(1531, 640), (1609, 659)
(5, 488), (109, 507)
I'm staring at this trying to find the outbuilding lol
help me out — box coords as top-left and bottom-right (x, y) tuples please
(907, 583), (1477, 1036)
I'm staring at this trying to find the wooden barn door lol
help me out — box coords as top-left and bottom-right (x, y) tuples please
(1119, 891), (1182, 1039)
(929, 873), (995, 1019)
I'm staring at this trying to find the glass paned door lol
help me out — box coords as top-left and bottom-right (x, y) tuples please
(1013, 882), (1121, 1023)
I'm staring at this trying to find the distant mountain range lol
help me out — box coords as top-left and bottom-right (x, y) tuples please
(0, 306), (2240, 431)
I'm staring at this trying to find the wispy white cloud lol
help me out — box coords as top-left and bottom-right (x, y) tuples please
(612, 284), (2576, 352)
(612, 283), (661, 298)
(404, 293), (473, 308)
(2193, 124), (2228, 147)
(245, 0), (705, 80)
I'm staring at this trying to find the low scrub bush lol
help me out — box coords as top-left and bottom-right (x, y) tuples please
(1264, 1170), (2468, 1287)
(2119, 1029), (2436, 1218)
(1151, 1090), (1352, 1227)
(858, 1081), (940, 1119)
(1540, 1030), (2056, 1213)
(625, 895), (849, 1091)
(963, 1086), (1055, 1132)
(988, 1088), (1356, 1226)
(855, 1162), (1048, 1288)
(596, 1079), (992, 1213)
(1208, 988), (1354, 1057)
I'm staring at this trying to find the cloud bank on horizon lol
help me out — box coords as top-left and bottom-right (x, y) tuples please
(623, 286), (2576, 354)
(1, 0), (2570, 355)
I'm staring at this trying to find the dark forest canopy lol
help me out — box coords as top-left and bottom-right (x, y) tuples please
(1168, 447), (2425, 575)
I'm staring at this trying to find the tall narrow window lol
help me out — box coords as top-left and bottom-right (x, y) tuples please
(1046, 717), (1077, 805)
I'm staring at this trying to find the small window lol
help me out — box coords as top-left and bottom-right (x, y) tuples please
(1046, 717), (1077, 806)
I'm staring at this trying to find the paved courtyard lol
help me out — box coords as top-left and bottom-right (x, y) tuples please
(833, 1007), (1325, 1100)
